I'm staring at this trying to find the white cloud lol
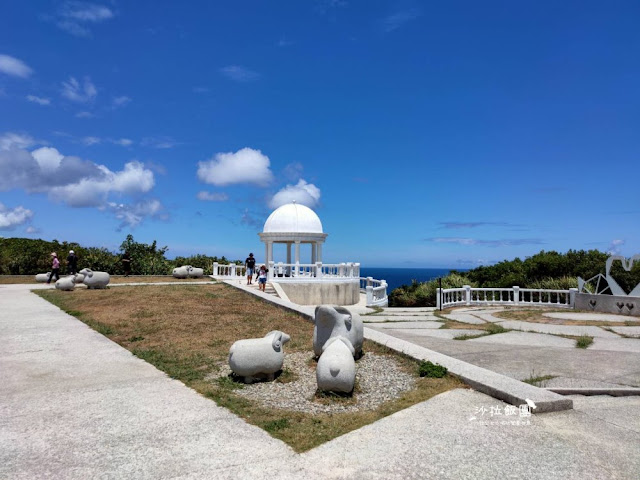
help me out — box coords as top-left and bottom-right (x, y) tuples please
(82, 136), (101, 146)
(141, 136), (178, 149)
(197, 147), (273, 186)
(112, 95), (131, 108)
(49, 161), (155, 207)
(607, 239), (625, 255)
(26, 95), (51, 105)
(381, 9), (421, 33)
(425, 237), (544, 247)
(32, 147), (64, 173)
(107, 199), (164, 229)
(268, 179), (321, 209)
(0, 132), (36, 151)
(75, 111), (95, 118)
(220, 65), (260, 82)
(56, 2), (115, 37)
(197, 191), (229, 202)
(0, 54), (33, 78)
(0, 203), (33, 230)
(25, 225), (40, 234)
(61, 76), (97, 103)
(112, 138), (133, 146)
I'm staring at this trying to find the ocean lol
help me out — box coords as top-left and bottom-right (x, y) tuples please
(359, 267), (456, 293)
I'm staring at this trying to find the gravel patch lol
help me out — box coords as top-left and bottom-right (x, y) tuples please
(214, 352), (415, 414)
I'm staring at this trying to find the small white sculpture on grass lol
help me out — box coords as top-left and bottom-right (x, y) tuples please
(73, 272), (85, 283)
(316, 336), (356, 394)
(55, 276), (76, 291)
(313, 305), (363, 358)
(79, 268), (110, 289)
(228, 330), (290, 383)
(172, 266), (189, 278)
(187, 266), (204, 278)
(35, 273), (51, 282)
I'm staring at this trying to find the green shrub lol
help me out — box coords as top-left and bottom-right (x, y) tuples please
(389, 272), (476, 307)
(418, 361), (448, 378)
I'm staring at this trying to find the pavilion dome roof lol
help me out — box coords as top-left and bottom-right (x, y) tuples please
(263, 202), (323, 234)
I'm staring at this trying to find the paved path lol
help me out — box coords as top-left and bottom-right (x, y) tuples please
(2, 284), (640, 479)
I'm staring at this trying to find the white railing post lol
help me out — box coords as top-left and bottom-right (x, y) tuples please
(316, 262), (322, 278)
(464, 285), (471, 305)
(366, 286), (373, 305)
(513, 286), (520, 305)
(213, 262), (218, 276)
(230, 264), (236, 277)
(367, 276), (373, 287)
(354, 263), (360, 277)
(569, 288), (577, 307)
(295, 261), (299, 277)
(436, 288), (442, 309)
(268, 261), (274, 280)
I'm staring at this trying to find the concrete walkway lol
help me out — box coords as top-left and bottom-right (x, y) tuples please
(2, 284), (640, 479)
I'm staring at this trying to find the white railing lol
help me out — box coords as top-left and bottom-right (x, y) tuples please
(212, 262), (246, 278)
(360, 276), (388, 307)
(437, 285), (578, 309)
(266, 262), (361, 280)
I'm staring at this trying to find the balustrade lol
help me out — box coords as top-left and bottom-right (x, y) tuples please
(437, 285), (577, 309)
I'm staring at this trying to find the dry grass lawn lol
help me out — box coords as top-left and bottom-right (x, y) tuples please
(0, 275), (213, 284)
(36, 283), (462, 452)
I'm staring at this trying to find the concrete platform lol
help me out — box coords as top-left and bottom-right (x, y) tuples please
(544, 312), (637, 322)
(467, 331), (576, 348)
(496, 320), (620, 338)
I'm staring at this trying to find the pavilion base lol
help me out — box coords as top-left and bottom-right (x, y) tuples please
(274, 279), (360, 306)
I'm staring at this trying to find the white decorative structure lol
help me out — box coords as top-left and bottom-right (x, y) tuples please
(173, 266), (189, 278)
(55, 276), (76, 291)
(228, 330), (290, 383)
(211, 202), (389, 306)
(35, 273), (51, 282)
(73, 273), (85, 283)
(316, 336), (356, 393)
(259, 202), (327, 267)
(438, 285), (577, 309)
(313, 305), (363, 358)
(187, 266), (204, 278)
(79, 268), (110, 289)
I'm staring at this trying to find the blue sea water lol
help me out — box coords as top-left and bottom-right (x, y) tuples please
(359, 267), (457, 293)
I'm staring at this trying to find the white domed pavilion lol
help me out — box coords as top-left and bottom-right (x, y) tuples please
(259, 202), (328, 266)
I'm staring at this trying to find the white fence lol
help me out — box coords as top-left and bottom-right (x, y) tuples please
(437, 285), (578, 309)
(360, 277), (388, 307)
(212, 261), (388, 306)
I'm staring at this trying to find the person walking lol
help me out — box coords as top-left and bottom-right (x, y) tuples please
(257, 265), (268, 292)
(47, 252), (60, 284)
(67, 250), (78, 275)
(121, 252), (131, 277)
(245, 252), (256, 285)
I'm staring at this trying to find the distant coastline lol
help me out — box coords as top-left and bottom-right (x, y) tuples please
(359, 267), (462, 292)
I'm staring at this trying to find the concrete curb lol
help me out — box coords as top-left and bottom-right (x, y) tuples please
(224, 280), (573, 413)
(545, 388), (640, 397)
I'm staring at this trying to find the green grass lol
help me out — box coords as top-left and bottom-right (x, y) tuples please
(522, 372), (556, 386)
(418, 361), (448, 378)
(576, 335), (594, 349)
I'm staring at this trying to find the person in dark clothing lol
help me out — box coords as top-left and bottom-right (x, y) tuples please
(67, 250), (78, 275)
(47, 252), (60, 284)
(122, 252), (131, 277)
(245, 253), (256, 285)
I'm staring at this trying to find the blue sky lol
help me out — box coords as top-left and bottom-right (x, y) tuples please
(0, 0), (639, 268)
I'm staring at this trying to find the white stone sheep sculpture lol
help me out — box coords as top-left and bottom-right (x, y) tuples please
(73, 273), (85, 283)
(313, 305), (363, 359)
(79, 268), (110, 289)
(172, 266), (189, 278)
(187, 266), (204, 278)
(55, 276), (76, 291)
(228, 330), (290, 383)
(35, 273), (51, 282)
(316, 336), (356, 393)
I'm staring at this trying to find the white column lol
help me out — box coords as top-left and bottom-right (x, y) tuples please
(311, 243), (317, 264)
(294, 241), (300, 276)
(267, 242), (273, 266)
(264, 243), (269, 267)
(317, 243), (323, 262)
(286, 243), (291, 264)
